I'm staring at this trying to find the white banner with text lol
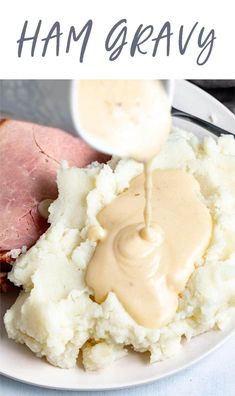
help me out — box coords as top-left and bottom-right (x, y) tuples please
(0, 0), (234, 78)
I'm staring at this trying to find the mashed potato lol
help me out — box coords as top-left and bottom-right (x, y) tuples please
(4, 129), (235, 370)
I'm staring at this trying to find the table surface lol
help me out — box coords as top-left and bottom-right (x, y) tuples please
(1, 334), (234, 396)
(1, 83), (235, 395)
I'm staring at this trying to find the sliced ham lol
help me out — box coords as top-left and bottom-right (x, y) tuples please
(0, 120), (108, 252)
(0, 272), (12, 293)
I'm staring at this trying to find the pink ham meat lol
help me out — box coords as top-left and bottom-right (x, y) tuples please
(0, 120), (108, 252)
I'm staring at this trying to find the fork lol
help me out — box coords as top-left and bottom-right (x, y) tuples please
(171, 107), (234, 137)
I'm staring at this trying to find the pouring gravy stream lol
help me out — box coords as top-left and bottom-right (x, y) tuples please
(78, 80), (212, 328)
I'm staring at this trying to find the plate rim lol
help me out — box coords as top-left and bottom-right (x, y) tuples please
(1, 329), (235, 392)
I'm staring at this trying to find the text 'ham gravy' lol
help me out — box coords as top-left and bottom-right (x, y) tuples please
(77, 80), (212, 328)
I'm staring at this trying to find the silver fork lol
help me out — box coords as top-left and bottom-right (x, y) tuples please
(171, 107), (234, 137)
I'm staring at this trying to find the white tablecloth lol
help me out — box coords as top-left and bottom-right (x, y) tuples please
(1, 334), (234, 396)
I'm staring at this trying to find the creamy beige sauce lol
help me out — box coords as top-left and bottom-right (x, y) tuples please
(80, 79), (212, 329)
(86, 169), (212, 328)
(78, 80), (171, 240)
(87, 225), (107, 241)
(140, 161), (154, 240)
(78, 80), (171, 162)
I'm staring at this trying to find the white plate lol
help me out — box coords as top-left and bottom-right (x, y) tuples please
(1, 80), (235, 391)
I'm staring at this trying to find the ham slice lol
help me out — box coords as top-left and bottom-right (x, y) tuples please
(0, 120), (108, 252)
